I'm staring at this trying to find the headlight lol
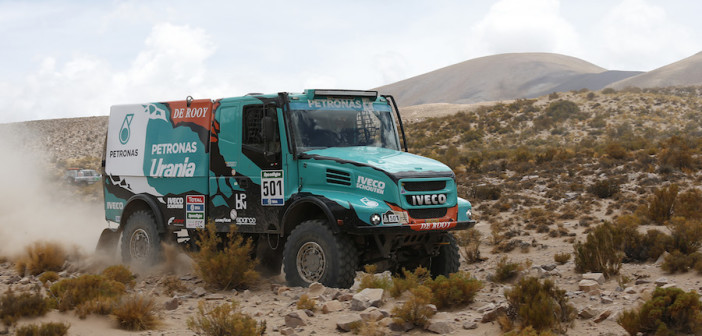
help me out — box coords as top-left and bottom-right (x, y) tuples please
(370, 214), (382, 225)
(466, 209), (472, 219)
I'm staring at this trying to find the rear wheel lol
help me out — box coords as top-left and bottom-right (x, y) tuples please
(430, 233), (460, 277)
(283, 220), (357, 288)
(121, 210), (161, 266)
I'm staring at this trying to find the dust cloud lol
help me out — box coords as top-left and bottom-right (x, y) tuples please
(0, 130), (105, 258)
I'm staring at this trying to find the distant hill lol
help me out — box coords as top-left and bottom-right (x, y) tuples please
(608, 52), (702, 89)
(374, 53), (642, 106)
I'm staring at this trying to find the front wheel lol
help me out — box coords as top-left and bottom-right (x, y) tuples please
(430, 233), (460, 278)
(283, 220), (357, 288)
(121, 210), (162, 266)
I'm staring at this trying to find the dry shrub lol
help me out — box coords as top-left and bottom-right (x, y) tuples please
(192, 222), (258, 290)
(359, 264), (392, 291)
(473, 184), (501, 200)
(573, 222), (623, 278)
(0, 289), (49, 326)
(605, 142), (628, 160)
(493, 256), (522, 283)
(455, 228), (484, 263)
(161, 275), (188, 296)
(38, 271), (59, 284)
(667, 217), (702, 255)
(587, 179), (620, 199)
(112, 294), (160, 331)
(389, 267), (430, 298)
(553, 253), (571, 265)
(617, 287), (702, 335)
(101, 265), (135, 288)
(505, 277), (575, 333)
(646, 184), (678, 224)
(391, 285), (435, 328)
(674, 188), (702, 220)
(15, 322), (69, 336)
(48, 274), (125, 312)
(15, 241), (67, 276)
(661, 250), (702, 273)
(353, 320), (385, 336)
(658, 135), (694, 170)
(425, 271), (483, 309)
(75, 296), (114, 319)
(187, 301), (266, 336)
(296, 294), (316, 311)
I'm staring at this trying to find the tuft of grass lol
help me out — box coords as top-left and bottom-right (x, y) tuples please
(191, 222), (259, 290)
(391, 285), (435, 329)
(38, 271), (59, 285)
(161, 275), (188, 296)
(425, 271), (483, 309)
(0, 289), (49, 326)
(617, 287), (702, 336)
(112, 294), (160, 331)
(187, 301), (266, 336)
(75, 296), (114, 319)
(389, 267), (430, 298)
(15, 241), (67, 276)
(296, 294), (316, 311)
(505, 277), (575, 333)
(553, 253), (571, 265)
(48, 274), (125, 312)
(493, 256), (522, 283)
(15, 322), (70, 336)
(101, 265), (135, 288)
(358, 264), (392, 291)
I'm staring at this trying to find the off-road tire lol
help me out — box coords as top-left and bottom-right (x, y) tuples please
(283, 219), (357, 288)
(430, 233), (460, 277)
(121, 210), (161, 266)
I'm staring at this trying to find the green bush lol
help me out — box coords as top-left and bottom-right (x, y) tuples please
(647, 184), (679, 224)
(0, 289), (49, 326)
(192, 222), (259, 290)
(101, 265), (135, 288)
(587, 179), (620, 198)
(187, 301), (266, 336)
(674, 188), (702, 220)
(505, 277), (575, 332)
(296, 294), (316, 311)
(48, 274), (125, 312)
(617, 287), (702, 335)
(658, 136), (694, 170)
(553, 253), (571, 264)
(358, 264), (392, 291)
(667, 217), (702, 255)
(389, 267), (430, 298)
(573, 222), (623, 278)
(425, 271), (483, 309)
(391, 285), (435, 328)
(15, 322), (69, 336)
(493, 256), (522, 283)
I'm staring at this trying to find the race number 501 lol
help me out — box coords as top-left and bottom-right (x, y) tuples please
(261, 170), (284, 206)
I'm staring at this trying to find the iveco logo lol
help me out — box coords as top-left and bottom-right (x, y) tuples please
(409, 194), (447, 206)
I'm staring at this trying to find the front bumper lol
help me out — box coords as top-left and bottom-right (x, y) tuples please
(343, 219), (476, 235)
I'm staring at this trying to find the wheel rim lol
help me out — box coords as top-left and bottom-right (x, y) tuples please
(129, 228), (151, 261)
(296, 242), (326, 283)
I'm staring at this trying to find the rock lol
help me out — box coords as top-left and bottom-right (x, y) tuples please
(285, 310), (309, 328)
(306, 282), (326, 298)
(389, 320), (414, 332)
(205, 294), (225, 301)
(427, 320), (454, 334)
(582, 273), (605, 285)
(481, 305), (507, 323)
(635, 278), (650, 285)
(192, 287), (207, 297)
(164, 297), (179, 310)
(322, 300), (344, 314)
(600, 296), (613, 304)
(477, 303), (495, 313)
(336, 314), (363, 332)
(280, 327), (296, 336)
(625, 286), (637, 294)
(655, 277), (669, 286)
(4, 275), (20, 284)
(19, 277), (31, 285)
(276, 286), (291, 295)
(578, 279), (600, 293)
(655, 251), (669, 265)
(360, 307), (385, 322)
(594, 310), (612, 323)
(578, 306), (599, 319)
(541, 264), (557, 271)
(351, 288), (385, 311)
(337, 293), (354, 302)
(426, 304), (438, 315)
(463, 321), (478, 329)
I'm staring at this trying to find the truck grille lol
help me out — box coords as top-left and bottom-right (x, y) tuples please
(326, 169), (351, 186)
(402, 180), (446, 192)
(408, 208), (448, 219)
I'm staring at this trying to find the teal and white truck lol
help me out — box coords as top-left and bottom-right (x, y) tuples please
(101, 89), (475, 288)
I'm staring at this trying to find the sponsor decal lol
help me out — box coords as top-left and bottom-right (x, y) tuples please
(150, 157), (196, 177)
(235, 194), (247, 210)
(214, 218), (232, 223)
(106, 202), (124, 210)
(261, 170), (284, 206)
(356, 176), (385, 194)
(186, 195), (205, 229)
(109, 149), (139, 158)
(173, 106), (209, 119)
(167, 217), (185, 226)
(230, 209), (237, 219)
(235, 217), (257, 225)
(119, 114), (133, 144)
(151, 142), (198, 155)
(411, 222), (454, 231)
(360, 197), (379, 207)
(307, 98), (363, 109)
(167, 197), (183, 209)
(408, 194), (447, 206)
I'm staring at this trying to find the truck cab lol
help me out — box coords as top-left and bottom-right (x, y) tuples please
(103, 89), (474, 288)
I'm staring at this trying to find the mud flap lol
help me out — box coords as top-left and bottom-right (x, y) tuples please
(95, 228), (121, 256)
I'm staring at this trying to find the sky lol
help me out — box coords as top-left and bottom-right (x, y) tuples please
(0, 0), (700, 123)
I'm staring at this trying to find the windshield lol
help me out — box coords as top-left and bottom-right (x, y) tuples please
(288, 102), (400, 152)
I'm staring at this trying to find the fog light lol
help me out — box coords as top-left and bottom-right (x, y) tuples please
(370, 214), (382, 225)
(466, 209), (472, 219)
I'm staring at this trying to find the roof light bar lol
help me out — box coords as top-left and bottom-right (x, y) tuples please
(313, 89), (378, 100)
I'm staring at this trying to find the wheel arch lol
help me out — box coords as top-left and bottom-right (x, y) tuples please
(281, 197), (337, 236)
(121, 194), (166, 234)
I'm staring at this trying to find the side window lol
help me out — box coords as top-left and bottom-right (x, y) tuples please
(243, 105), (264, 150)
(242, 104), (281, 169)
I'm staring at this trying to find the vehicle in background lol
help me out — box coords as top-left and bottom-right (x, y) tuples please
(65, 168), (101, 185)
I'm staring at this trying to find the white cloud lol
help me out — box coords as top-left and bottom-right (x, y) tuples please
(598, 0), (697, 70)
(373, 51), (410, 85)
(469, 0), (580, 56)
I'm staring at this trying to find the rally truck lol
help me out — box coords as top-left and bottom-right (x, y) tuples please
(100, 89), (475, 288)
